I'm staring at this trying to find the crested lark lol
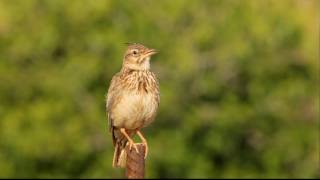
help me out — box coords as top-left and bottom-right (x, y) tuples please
(106, 43), (160, 168)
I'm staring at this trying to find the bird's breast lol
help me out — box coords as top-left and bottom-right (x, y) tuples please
(112, 91), (158, 129)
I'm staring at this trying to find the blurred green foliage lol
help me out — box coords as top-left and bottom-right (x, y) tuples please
(0, 0), (318, 178)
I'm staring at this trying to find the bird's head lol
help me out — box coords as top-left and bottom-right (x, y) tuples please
(122, 43), (158, 71)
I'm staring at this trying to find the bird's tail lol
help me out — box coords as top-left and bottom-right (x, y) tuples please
(112, 128), (129, 168)
(112, 142), (127, 168)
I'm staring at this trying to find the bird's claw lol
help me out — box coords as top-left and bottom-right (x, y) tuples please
(142, 142), (148, 159)
(128, 140), (139, 154)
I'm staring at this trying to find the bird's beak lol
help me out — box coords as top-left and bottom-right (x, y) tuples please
(143, 49), (158, 59)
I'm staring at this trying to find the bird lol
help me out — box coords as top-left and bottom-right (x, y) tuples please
(106, 43), (160, 168)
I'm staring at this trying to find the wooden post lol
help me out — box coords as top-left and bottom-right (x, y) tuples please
(125, 143), (146, 179)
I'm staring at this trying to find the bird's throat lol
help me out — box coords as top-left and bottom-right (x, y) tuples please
(123, 58), (150, 71)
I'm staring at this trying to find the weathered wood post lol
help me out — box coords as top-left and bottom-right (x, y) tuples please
(125, 143), (146, 179)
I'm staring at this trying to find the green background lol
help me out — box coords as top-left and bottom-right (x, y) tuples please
(0, 0), (318, 178)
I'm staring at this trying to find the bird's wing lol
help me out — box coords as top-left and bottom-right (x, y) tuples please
(149, 71), (160, 107)
(153, 73), (160, 107)
(106, 72), (122, 133)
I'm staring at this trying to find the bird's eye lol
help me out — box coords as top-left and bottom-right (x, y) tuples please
(132, 50), (138, 55)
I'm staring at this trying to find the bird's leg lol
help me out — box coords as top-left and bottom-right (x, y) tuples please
(136, 130), (148, 159)
(120, 128), (139, 153)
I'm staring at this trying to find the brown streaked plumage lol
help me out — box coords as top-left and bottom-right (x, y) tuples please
(106, 43), (160, 168)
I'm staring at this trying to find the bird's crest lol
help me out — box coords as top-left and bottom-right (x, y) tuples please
(123, 42), (137, 46)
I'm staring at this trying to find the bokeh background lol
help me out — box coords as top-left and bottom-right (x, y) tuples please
(0, 0), (318, 178)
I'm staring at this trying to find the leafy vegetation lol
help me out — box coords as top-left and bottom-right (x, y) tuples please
(0, 0), (318, 178)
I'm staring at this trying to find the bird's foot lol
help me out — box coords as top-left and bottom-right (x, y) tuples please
(137, 131), (148, 159)
(128, 140), (139, 154)
(142, 141), (148, 159)
(120, 128), (139, 154)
